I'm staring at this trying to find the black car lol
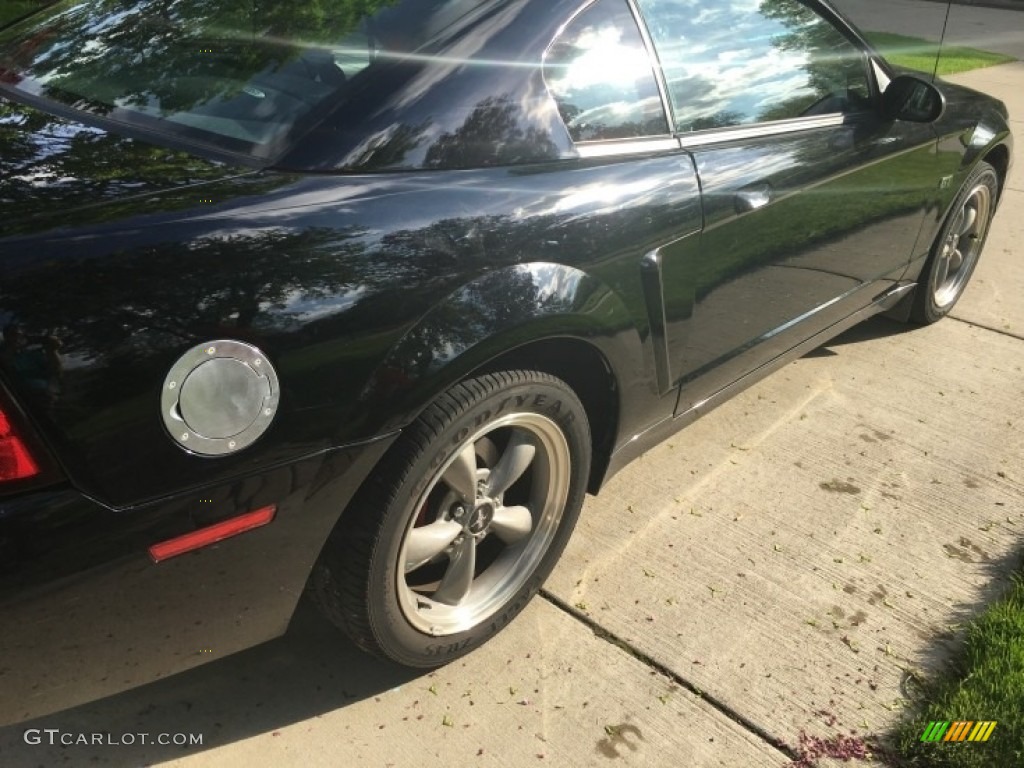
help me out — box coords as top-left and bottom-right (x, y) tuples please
(0, 0), (1012, 723)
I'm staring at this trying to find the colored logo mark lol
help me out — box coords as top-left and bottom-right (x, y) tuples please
(920, 721), (997, 743)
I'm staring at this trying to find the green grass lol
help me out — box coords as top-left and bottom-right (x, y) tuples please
(0, 1), (43, 28)
(866, 31), (1015, 77)
(889, 570), (1024, 767)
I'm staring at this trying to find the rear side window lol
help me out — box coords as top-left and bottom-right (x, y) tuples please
(634, 0), (872, 133)
(544, 0), (669, 143)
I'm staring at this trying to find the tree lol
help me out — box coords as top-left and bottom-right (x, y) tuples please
(424, 96), (559, 170)
(756, 0), (869, 122)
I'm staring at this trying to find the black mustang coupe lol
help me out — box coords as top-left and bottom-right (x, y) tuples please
(0, 0), (1012, 723)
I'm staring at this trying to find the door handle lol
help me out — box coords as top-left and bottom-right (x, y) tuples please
(734, 182), (772, 214)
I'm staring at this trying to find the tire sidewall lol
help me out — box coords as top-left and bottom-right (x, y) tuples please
(916, 163), (999, 323)
(366, 376), (590, 666)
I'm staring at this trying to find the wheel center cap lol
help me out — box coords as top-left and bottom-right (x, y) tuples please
(469, 502), (495, 534)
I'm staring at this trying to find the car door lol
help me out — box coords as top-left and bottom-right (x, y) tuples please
(632, 0), (941, 415)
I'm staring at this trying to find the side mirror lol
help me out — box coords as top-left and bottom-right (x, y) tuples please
(882, 74), (945, 123)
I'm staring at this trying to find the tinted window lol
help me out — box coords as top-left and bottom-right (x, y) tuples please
(635, 0), (871, 133)
(544, 0), (669, 143)
(0, 0), (485, 160)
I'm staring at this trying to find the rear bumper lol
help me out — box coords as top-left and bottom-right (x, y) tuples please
(0, 433), (396, 725)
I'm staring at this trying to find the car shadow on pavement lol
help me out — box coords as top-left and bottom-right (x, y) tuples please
(0, 596), (422, 767)
(804, 315), (918, 358)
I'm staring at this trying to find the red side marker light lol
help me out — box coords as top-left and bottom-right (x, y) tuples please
(148, 505), (277, 563)
(0, 407), (40, 482)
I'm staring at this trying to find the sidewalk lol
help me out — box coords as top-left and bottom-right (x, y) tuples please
(945, 61), (1024, 333)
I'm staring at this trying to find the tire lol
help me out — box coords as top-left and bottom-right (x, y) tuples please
(911, 161), (999, 324)
(311, 371), (591, 667)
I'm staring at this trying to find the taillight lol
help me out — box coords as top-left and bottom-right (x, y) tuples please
(0, 406), (40, 482)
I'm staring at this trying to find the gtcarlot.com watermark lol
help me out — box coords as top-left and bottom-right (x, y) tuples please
(23, 729), (203, 747)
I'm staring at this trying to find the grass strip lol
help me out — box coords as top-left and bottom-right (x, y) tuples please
(866, 31), (1015, 77)
(890, 570), (1024, 767)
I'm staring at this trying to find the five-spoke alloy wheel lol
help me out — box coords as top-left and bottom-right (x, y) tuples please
(312, 371), (590, 667)
(913, 161), (999, 324)
(396, 411), (571, 636)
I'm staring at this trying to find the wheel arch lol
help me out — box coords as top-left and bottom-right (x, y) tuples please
(474, 337), (619, 494)
(958, 107), (1012, 194)
(354, 263), (653, 494)
(982, 142), (1011, 200)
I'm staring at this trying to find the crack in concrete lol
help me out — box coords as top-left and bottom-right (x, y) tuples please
(949, 315), (1024, 342)
(539, 588), (799, 763)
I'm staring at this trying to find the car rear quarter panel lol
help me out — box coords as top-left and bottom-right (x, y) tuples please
(1, 149), (701, 508)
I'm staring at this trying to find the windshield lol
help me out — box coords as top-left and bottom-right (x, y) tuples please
(0, 0), (485, 162)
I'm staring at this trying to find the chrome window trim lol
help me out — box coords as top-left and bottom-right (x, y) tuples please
(624, 0), (675, 142)
(561, 0), (874, 158)
(575, 137), (682, 158)
(675, 114), (850, 149)
(632, 0), (879, 143)
(543, 0), (676, 154)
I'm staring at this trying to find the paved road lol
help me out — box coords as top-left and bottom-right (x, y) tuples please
(1, 12), (1022, 768)
(834, 0), (1024, 59)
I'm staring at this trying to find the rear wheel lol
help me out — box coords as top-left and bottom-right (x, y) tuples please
(312, 371), (590, 667)
(911, 162), (999, 324)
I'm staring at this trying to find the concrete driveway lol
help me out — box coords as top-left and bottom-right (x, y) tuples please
(1, 6), (1022, 768)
